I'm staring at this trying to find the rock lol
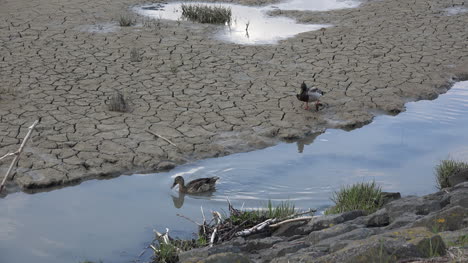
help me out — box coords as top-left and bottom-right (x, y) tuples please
(449, 168), (468, 187)
(313, 227), (446, 263)
(412, 205), (468, 231)
(381, 191), (401, 205)
(439, 227), (468, 246)
(272, 221), (308, 237)
(257, 240), (309, 262)
(307, 223), (361, 245)
(178, 245), (241, 262)
(364, 208), (390, 227)
(384, 212), (422, 230)
(384, 196), (442, 221)
(296, 210), (366, 235)
(181, 252), (253, 263)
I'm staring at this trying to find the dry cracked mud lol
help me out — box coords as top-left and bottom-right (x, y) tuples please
(0, 0), (467, 193)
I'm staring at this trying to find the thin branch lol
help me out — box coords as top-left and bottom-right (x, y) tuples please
(176, 213), (201, 226)
(146, 130), (177, 147)
(0, 152), (18, 162)
(0, 120), (39, 193)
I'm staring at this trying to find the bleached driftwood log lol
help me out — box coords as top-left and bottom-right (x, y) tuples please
(235, 218), (279, 237)
(0, 120), (39, 193)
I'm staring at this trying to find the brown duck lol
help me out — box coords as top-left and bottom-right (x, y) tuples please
(296, 81), (325, 111)
(171, 176), (219, 194)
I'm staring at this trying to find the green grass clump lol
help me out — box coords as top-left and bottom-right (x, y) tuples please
(154, 243), (178, 263)
(181, 4), (231, 24)
(227, 200), (296, 225)
(435, 159), (468, 189)
(325, 181), (383, 215)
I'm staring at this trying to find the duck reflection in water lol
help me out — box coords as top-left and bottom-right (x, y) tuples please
(171, 191), (215, 209)
(296, 132), (320, 153)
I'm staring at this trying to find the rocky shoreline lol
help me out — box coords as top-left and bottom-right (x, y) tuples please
(178, 181), (468, 262)
(1, 0), (468, 193)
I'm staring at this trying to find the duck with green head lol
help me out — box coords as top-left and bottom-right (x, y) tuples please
(171, 176), (220, 194)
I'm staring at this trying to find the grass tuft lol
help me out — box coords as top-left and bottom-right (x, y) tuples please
(118, 14), (136, 27)
(130, 47), (142, 62)
(108, 91), (128, 112)
(435, 159), (468, 189)
(181, 4), (231, 24)
(325, 181), (383, 215)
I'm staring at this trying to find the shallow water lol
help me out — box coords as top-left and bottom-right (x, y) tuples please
(134, 0), (361, 44)
(1, 80), (468, 263)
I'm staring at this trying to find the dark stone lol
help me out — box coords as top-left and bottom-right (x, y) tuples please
(181, 252), (253, 263)
(364, 208), (390, 227)
(272, 221), (308, 237)
(307, 223), (361, 245)
(296, 210), (366, 235)
(449, 168), (468, 187)
(381, 192), (401, 205)
(384, 196), (442, 221)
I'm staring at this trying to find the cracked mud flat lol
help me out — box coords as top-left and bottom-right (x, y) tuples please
(0, 0), (467, 193)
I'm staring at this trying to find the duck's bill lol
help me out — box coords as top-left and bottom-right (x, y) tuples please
(171, 182), (177, 189)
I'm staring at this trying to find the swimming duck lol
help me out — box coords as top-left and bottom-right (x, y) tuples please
(296, 81), (325, 111)
(171, 176), (219, 194)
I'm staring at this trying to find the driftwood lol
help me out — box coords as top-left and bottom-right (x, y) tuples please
(269, 216), (314, 228)
(150, 202), (317, 261)
(0, 120), (39, 193)
(235, 218), (279, 237)
(146, 130), (177, 147)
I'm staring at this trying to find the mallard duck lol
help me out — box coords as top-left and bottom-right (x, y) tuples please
(171, 176), (219, 194)
(296, 81), (325, 111)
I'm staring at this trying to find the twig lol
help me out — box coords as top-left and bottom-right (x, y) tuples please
(0, 120), (39, 193)
(146, 130), (177, 147)
(0, 152), (18, 162)
(209, 211), (222, 247)
(176, 213), (201, 226)
(201, 206), (207, 235)
(269, 216), (313, 228)
(210, 227), (217, 247)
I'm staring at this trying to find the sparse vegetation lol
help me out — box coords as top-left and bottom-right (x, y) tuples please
(435, 159), (468, 189)
(181, 4), (231, 24)
(130, 47), (142, 62)
(142, 17), (160, 28)
(150, 201), (307, 262)
(325, 181), (383, 215)
(118, 14), (136, 27)
(108, 91), (128, 112)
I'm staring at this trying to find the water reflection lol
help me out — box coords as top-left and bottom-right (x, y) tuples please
(296, 132), (320, 153)
(2, 81), (468, 263)
(134, 1), (341, 44)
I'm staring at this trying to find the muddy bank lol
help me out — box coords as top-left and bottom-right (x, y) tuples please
(0, 0), (467, 193)
(179, 181), (468, 262)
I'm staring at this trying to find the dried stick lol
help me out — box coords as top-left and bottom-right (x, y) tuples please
(269, 216), (314, 228)
(209, 211), (222, 247)
(201, 206), (207, 235)
(176, 213), (201, 226)
(0, 152), (17, 162)
(0, 120), (39, 193)
(146, 130), (177, 147)
(235, 218), (278, 237)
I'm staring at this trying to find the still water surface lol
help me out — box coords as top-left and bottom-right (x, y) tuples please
(1, 81), (468, 263)
(135, 0), (361, 44)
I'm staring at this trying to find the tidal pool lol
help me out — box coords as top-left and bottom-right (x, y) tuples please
(1, 80), (468, 263)
(134, 0), (361, 44)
